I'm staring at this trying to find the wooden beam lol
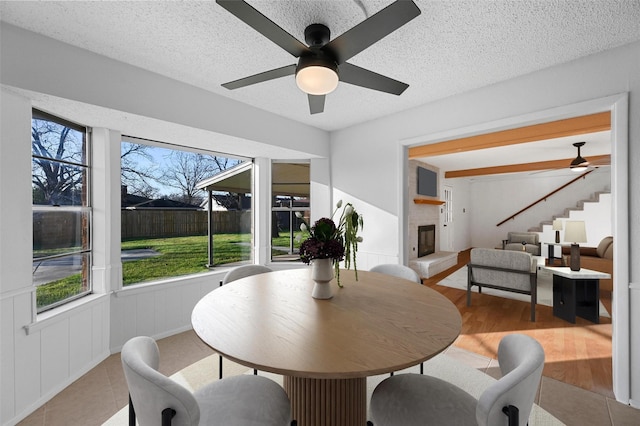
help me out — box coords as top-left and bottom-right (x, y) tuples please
(445, 155), (610, 178)
(408, 112), (611, 159)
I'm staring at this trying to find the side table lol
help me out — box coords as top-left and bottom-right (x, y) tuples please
(542, 267), (610, 324)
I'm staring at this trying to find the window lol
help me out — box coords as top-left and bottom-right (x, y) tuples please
(120, 138), (247, 285)
(271, 162), (310, 262)
(32, 110), (91, 312)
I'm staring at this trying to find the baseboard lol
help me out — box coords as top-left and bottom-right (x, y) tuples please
(109, 324), (193, 354)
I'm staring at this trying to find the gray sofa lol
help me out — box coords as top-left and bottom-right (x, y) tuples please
(467, 248), (538, 321)
(502, 231), (541, 255)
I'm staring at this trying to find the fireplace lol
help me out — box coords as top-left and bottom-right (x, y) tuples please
(418, 225), (436, 258)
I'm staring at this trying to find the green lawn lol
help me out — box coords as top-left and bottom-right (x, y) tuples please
(37, 232), (306, 310)
(120, 234), (251, 285)
(37, 234), (251, 309)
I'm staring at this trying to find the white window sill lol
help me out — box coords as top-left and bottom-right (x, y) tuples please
(114, 269), (231, 297)
(24, 293), (109, 335)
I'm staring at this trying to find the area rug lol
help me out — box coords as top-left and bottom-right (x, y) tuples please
(104, 349), (563, 425)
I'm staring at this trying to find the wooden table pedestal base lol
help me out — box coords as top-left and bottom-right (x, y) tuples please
(284, 376), (367, 426)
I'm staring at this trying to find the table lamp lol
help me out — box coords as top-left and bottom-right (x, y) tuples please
(564, 220), (587, 271)
(552, 219), (563, 243)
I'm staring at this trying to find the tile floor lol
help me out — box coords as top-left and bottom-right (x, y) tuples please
(17, 330), (640, 426)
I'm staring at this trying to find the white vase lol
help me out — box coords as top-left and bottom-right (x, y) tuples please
(311, 258), (334, 299)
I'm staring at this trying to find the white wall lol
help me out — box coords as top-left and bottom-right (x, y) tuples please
(331, 41), (639, 406)
(1, 90), (112, 426)
(446, 177), (472, 252)
(468, 168), (611, 249)
(0, 24), (329, 158)
(1, 90), (35, 424)
(110, 272), (232, 351)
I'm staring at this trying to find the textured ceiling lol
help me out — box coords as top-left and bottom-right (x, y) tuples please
(2, 0), (640, 133)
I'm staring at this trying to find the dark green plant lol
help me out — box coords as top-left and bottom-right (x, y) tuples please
(297, 200), (363, 287)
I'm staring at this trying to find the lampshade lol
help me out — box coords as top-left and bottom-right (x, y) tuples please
(295, 61), (339, 95)
(564, 220), (587, 243)
(552, 219), (563, 231)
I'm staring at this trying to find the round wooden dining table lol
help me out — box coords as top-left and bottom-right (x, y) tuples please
(191, 268), (461, 426)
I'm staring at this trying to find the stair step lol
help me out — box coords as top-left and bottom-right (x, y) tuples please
(535, 188), (610, 236)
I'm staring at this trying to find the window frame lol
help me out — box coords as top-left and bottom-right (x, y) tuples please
(120, 136), (251, 285)
(32, 109), (92, 313)
(270, 161), (310, 262)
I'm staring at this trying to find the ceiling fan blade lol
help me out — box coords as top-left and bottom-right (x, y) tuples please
(339, 62), (409, 95)
(216, 0), (309, 57)
(308, 95), (325, 114)
(324, 0), (421, 64)
(222, 64), (296, 90)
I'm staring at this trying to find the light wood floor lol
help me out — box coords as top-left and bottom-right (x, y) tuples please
(422, 249), (614, 398)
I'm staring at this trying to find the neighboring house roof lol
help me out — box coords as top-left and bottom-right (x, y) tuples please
(121, 191), (202, 210)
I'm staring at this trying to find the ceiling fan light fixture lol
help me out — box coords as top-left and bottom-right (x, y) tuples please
(295, 56), (339, 95)
(570, 141), (589, 172)
(570, 157), (589, 172)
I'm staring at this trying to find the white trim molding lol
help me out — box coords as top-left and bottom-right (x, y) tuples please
(399, 93), (631, 404)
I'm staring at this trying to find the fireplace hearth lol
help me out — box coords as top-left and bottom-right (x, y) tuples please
(418, 225), (436, 258)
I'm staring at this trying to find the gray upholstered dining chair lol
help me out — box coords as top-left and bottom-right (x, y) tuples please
(222, 264), (273, 285)
(369, 334), (544, 426)
(370, 264), (422, 284)
(121, 336), (293, 426)
(219, 264), (273, 378)
(370, 263), (423, 374)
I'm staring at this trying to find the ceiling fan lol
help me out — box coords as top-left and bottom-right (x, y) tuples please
(569, 141), (611, 171)
(529, 141), (610, 176)
(217, 0), (421, 114)
(569, 141), (590, 171)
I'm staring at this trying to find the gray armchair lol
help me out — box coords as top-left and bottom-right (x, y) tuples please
(369, 334), (545, 426)
(468, 248), (538, 321)
(502, 232), (541, 255)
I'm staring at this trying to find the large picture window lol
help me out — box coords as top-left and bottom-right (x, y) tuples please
(32, 110), (91, 312)
(271, 162), (310, 262)
(120, 138), (247, 285)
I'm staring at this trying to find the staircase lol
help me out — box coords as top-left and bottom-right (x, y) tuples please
(530, 190), (612, 249)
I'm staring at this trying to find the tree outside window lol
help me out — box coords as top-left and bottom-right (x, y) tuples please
(32, 110), (91, 312)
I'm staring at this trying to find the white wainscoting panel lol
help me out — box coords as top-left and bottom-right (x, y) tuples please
(111, 271), (228, 351)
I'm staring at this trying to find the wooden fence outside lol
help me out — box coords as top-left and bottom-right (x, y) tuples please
(121, 209), (250, 239)
(33, 210), (252, 249)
